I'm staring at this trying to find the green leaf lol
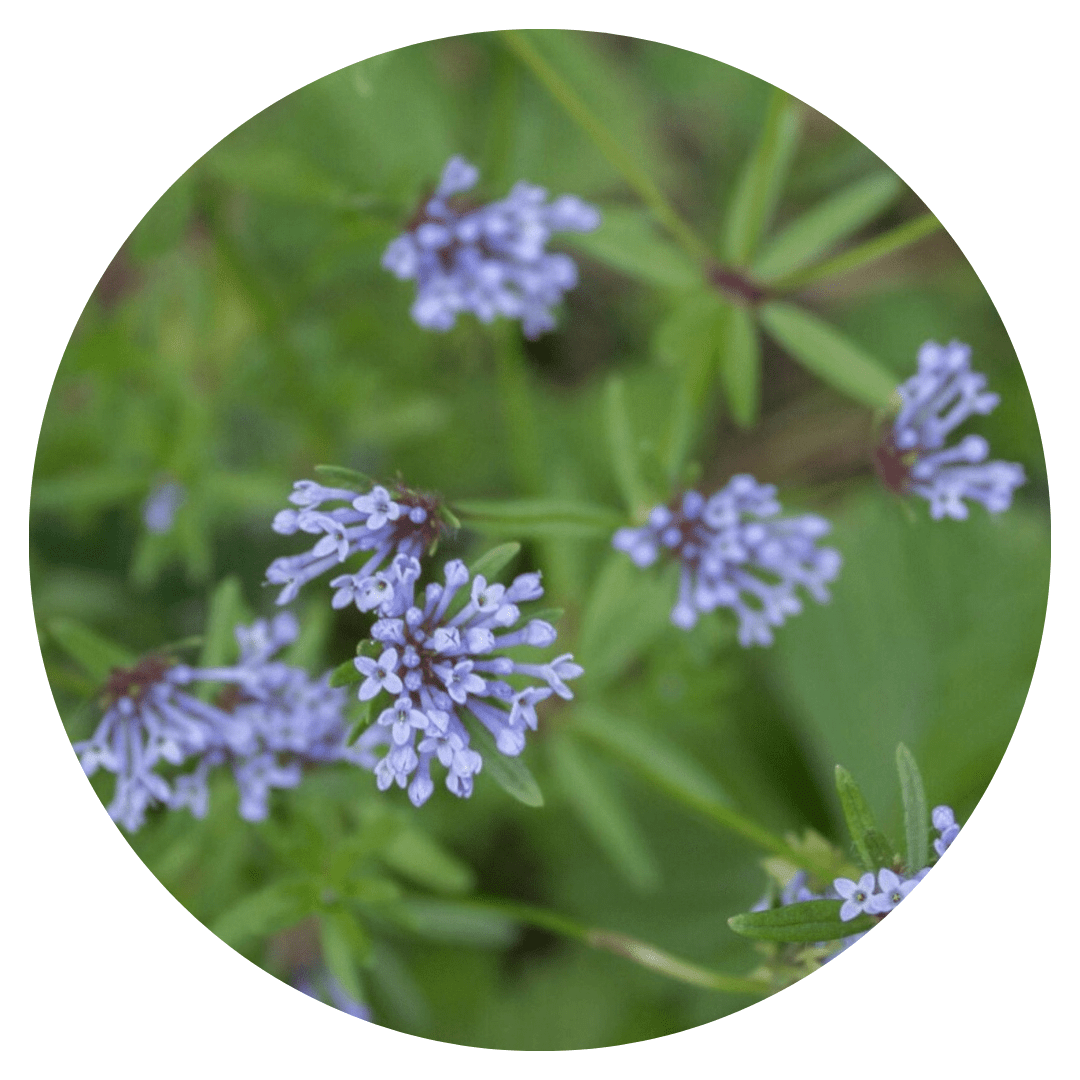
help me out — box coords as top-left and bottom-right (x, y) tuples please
(752, 172), (903, 282)
(380, 828), (476, 895)
(574, 705), (732, 811)
(319, 909), (373, 1005)
(48, 618), (135, 683)
(576, 554), (674, 688)
(604, 376), (652, 516)
(718, 305), (761, 428)
(771, 212), (943, 291)
(728, 900), (877, 942)
(460, 713), (544, 807)
(329, 659), (362, 688)
(453, 497), (624, 538)
(655, 289), (725, 407)
(835, 765), (897, 871)
(313, 464), (372, 490)
(468, 542), (522, 582)
(758, 301), (898, 409)
(211, 878), (315, 946)
(198, 576), (244, 670)
(550, 736), (660, 891)
(346, 699), (374, 742)
(896, 743), (930, 873)
(203, 144), (360, 209)
(31, 470), (146, 513)
(563, 206), (701, 290)
(722, 88), (802, 265)
(391, 898), (519, 947)
(342, 876), (402, 906)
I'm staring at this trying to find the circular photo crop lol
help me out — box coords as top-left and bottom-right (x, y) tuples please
(31, 30), (1049, 1050)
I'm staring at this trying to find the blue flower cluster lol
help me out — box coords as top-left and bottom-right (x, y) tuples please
(382, 156), (601, 339)
(75, 614), (351, 831)
(267, 480), (444, 606)
(348, 558), (581, 806)
(876, 341), (1026, 519)
(612, 477), (842, 644)
(749, 804), (962, 959)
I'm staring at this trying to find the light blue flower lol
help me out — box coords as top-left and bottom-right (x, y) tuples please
(354, 649), (404, 702)
(142, 480), (186, 534)
(932, 803), (961, 857)
(877, 341), (1026, 519)
(834, 873), (879, 922)
(867, 868), (919, 914)
(382, 156), (600, 339)
(350, 560), (580, 805)
(267, 479), (443, 605)
(612, 477), (841, 644)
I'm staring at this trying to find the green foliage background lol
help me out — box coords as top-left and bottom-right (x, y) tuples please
(31, 30), (1048, 1049)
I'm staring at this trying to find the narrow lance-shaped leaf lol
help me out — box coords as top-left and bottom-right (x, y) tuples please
(605, 376), (652, 517)
(728, 900), (877, 942)
(835, 765), (897, 871)
(563, 206), (701, 290)
(758, 301), (898, 409)
(550, 735), (661, 892)
(896, 742), (930, 873)
(460, 713), (544, 808)
(319, 909), (372, 1006)
(452, 497), (624, 539)
(380, 828), (476, 895)
(723, 88), (802, 265)
(199, 576), (244, 670)
(48, 618), (136, 684)
(752, 171), (903, 282)
(211, 877), (316, 946)
(718, 304), (761, 429)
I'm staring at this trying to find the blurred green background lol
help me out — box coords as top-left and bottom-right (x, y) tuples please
(31, 30), (1048, 1049)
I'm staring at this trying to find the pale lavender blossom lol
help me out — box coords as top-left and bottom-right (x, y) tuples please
(834, 873), (878, 922)
(876, 341), (1025, 519)
(349, 560), (581, 806)
(142, 480), (186, 534)
(612, 478), (841, 644)
(75, 615), (351, 830)
(382, 156), (601, 339)
(867, 867), (919, 914)
(266, 480), (445, 606)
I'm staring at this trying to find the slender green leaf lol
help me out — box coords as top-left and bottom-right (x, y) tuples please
(576, 554), (673, 688)
(728, 900), (877, 942)
(203, 144), (359, 208)
(345, 699), (374, 742)
(896, 743), (930, 873)
(718, 305), (761, 428)
(342, 877), (402, 906)
(460, 714), (544, 807)
(752, 172), (902, 282)
(48, 618), (135, 683)
(604, 376), (652, 516)
(319, 910), (373, 1004)
(835, 765), (897, 871)
(453, 497), (624, 538)
(211, 877), (315, 946)
(469, 541), (521, 581)
(550, 736), (660, 891)
(381, 828), (475, 895)
(758, 301), (898, 409)
(313, 464), (372, 490)
(722, 88), (802, 265)
(31, 470), (146, 513)
(773, 212), (943, 290)
(562, 206), (701, 289)
(655, 289), (725, 407)
(198, 576), (244, 670)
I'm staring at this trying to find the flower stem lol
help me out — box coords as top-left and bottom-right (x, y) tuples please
(500, 29), (712, 266)
(466, 897), (771, 996)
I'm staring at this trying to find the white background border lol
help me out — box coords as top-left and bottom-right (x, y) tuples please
(4, 2), (1075, 1075)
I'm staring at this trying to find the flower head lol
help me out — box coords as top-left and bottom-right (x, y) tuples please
(75, 616), (351, 830)
(266, 479), (446, 606)
(350, 560), (580, 806)
(612, 478), (841, 645)
(876, 341), (1026, 519)
(382, 156), (601, 339)
(932, 803), (961, 857)
(834, 872), (879, 922)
